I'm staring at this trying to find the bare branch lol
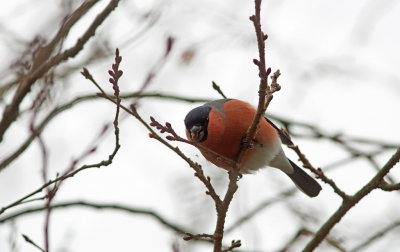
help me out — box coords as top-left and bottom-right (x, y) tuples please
(0, 93), (209, 172)
(0, 50), (123, 216)
(22, 234), (45, 252)
(1, 201), (187, 233)
(0, 201), (245, 249)
(278, 228), (345, 252)
(131, 36), (174, 106)
(222, 240), (242, 252)
(212, 81), (227, 99)
(0, 0), (120, 141)
(225, 188), (297, 234)
(379, 181), (400, 191)
(289, 145), (350, 200)
(212, 1), (280, 250)
(149, 117), (236, 167)
(303, 148), (400, 251)
(350, 221), (400, 252)
(183, 232), (214, 241)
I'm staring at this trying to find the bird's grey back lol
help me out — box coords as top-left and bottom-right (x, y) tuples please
(204, 99), (232, 114)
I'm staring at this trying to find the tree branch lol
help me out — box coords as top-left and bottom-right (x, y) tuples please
(379, 181), (400, 192)
(303, 148), (400, 251)
(0, 0), (120, 141)
(225, 188), (296, 234)
(0, 92), (209, 172)
(0, 49), (122, 216)
(22, 234), (45, 252)
(349, 221), (400, 252)
(289, 145), (350, 200)
(0, 201), (240, 249)
(0, 201), (188, 233)
(278, 228), (345, 252)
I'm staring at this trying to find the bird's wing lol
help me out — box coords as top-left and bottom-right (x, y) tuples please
(265, 117), (293, 145)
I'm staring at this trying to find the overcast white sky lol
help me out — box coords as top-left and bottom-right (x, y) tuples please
(0, 0), (400, 251)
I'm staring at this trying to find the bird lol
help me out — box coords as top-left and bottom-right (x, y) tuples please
(184, 99), (322, 197)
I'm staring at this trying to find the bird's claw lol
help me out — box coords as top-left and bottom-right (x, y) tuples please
(227, 171), (243, 181)
(241, 138), (254, 150)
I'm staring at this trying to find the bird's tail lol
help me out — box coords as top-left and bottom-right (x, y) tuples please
(286, 159), (322, 197)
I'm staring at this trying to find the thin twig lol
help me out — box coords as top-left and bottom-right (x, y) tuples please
(0, 0), (120, 141)
(222, 240), (242, 252)
(289, 145), (350, 200)
(22, 234), (45, 252)
(303, 148), (400, 251)
(212, 81), (227, 99)
(1, 201), (186, 233)
(278, 228), (346, 252)
(379, 181), (400, 191)
(0, 93), (209, 172)
(131, 36), (174, 106)
(0, 55), (122, 215)
(183, 233), (214, 241)
(268, 113), (400, 180)
(26, 78), (53, 251)
(0, 201), (240, 249)
(225, 188), (297, 234)
(84, 63), (226, 210)
(212, 1), (280, 251)
(149, 117), (236, 167)
(349, 221), (400, 252)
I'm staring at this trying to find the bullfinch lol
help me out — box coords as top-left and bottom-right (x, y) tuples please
(184, 99), (322, 197)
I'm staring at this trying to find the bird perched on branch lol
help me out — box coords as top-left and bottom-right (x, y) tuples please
(184, 99), (322, 197)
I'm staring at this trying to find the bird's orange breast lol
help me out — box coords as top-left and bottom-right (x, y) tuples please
(198, 100), (279, 171)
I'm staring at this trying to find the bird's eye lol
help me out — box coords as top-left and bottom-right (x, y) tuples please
(207, 118), (209, 121)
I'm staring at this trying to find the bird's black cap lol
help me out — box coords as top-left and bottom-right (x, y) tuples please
(184, 105), (212, 142)
(184, 105), (211, 130)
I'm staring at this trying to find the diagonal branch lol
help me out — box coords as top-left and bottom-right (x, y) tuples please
(212, 81), (228, 99)
(84, 71), (224, 209)
(0, 201), (240, 249)
(0, 50), (122, 216)
(0, 201), (188, 233)
(0, 92), (209, 172)
(149, 117), (236, 167)
(225, 188), (297, 234)
(303, 148), (400, 251)
(278, 228), (346, 252)
(22, 234), (45, 252)
(0, 0), (120, 142)
(289, 145), (350, 200)
(349, 221), (400, 252)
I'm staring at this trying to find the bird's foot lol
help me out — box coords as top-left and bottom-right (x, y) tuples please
(227, 171), (243, 181)
(241, 138), (254, 150)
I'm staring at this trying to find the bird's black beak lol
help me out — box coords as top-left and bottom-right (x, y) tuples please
(190, 125), (204, 142)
